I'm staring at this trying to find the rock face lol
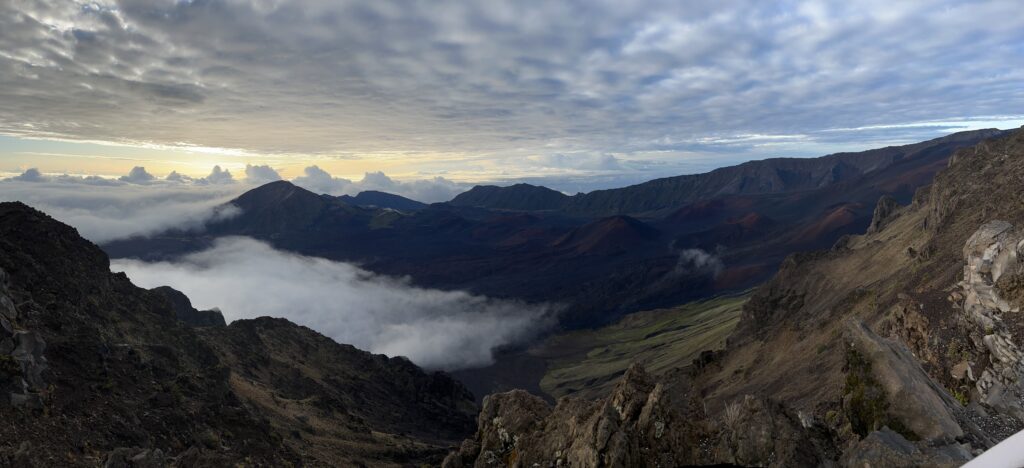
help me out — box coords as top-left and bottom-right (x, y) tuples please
(958, 220), (1024, 420)
(200, 316), (478, 462)
(444, 364), (835, 467)
(151, 286), (227, 327)
(867, 195), (901, 234)
(0, 202), (476, 466)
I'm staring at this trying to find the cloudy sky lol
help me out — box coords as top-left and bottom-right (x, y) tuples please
(2, 0), (1023, 191)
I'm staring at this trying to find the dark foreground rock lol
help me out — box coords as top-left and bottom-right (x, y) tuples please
(0, 202), (476, 466)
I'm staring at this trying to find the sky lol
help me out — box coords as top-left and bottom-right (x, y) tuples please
(2, 0), (1023, 194)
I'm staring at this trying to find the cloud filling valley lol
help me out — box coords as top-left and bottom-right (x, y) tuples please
(112, 237), (556, 370)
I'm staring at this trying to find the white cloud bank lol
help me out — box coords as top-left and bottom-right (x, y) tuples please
(112, 237), (555, 370)
(292, 166), (466, 203)
(0, 169), (245, 243)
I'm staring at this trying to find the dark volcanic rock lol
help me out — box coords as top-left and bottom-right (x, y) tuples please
(151, 286), (226, 327)
(450, 183), (570, 211)
(338, 190), (427, 211)
(0, 202), (477, 466)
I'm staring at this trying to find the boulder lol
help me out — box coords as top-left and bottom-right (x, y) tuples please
(11, 331), (46, 391)
(841, 427), (970, 468)
(151, 286), (226, 327)
(103, 447), (166, 468)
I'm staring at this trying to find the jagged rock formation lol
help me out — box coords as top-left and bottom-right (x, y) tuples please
(867, 195), (900, 234)
(0, 202), (476, 466)
(957, 220), (1024, 420)
(444, 364), (836, 467)
(200, 317), (478, 462)
(151, 286), (227, 327)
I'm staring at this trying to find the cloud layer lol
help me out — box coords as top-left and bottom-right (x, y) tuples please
(292, 166), (466, 203)
(112, 237), (555, 370)
(0, 163), (478, 242)
(0, 0), (1021, 180)
(0, 170), (244, 243)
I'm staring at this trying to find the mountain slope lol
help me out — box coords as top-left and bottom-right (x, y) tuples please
(338, 190), (427, 211)
(449, 129), (1005, 216)
(450, 183), (569, 211)
(0, 202), (476, 466)
(446, 128), (1024, 466)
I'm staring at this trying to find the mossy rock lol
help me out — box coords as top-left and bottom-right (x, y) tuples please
(843, 349), (919, 441)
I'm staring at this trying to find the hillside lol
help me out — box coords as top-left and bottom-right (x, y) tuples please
(445, 127), (1024, 465)
(0, 202), (476, 466)
(338, 190), (427, 211)
(450, 183), (569, 211)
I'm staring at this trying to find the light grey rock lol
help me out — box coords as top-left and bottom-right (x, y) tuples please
(0, 295), (16, 322)
(958, 221), (1024, 419)
(846, 319), (965, 441)
(841, 427), (970, 468)
(104, 447), (167, 468)
(10, 392), (43, 409)
(12, 331), (47, 391)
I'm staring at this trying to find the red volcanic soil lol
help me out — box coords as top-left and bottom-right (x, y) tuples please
(552, 215), (660, 255)
(713, 263), (771, 290)
(665, 197), (760, 226)
(727, 212), (774, 230)
(788, 203), (863, 246)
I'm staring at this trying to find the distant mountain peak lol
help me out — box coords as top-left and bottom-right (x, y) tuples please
(338, 190), (427, 211)
(449, 183), (569, 211)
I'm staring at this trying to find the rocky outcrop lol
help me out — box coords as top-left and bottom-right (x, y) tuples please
(840, 427), (970, 468)
(151, 286), (226, 327)
(867, 195), (900, 234)
(444, 364), (834, 467)
(957, 220), (1024, 420)
(0, 268), (47, 410)
(844, 320), (968, 443)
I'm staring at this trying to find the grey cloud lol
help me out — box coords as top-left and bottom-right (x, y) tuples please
(244, 164), (282, 184)
(673, 248), (724, 278)
(0, 0), (1021, 169)
(11, 168), (45, 182)
(165, 170), (192, 182)
(111, 237), (555, 370)
(119, 166), (156, 184)
(292, 166), (467, 203)
(196, 165), (235, 185)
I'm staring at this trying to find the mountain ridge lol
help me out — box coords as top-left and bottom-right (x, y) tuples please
(0, 201), (476, 466)
(448, 128), (1008, 216)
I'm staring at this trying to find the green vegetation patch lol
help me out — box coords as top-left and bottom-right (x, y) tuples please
(843, 349), (918, 440)
(535, 294), (746, 399)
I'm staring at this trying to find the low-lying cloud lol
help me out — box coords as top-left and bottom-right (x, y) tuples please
(0, 168), (247, 243)
(0, 165), (474, 242)
(112, 237), (555, 370)
(674, 248), (725, 277)
(292, 166), (466, 203)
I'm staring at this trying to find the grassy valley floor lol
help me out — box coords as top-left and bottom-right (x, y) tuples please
(531, 294), (746, 399)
